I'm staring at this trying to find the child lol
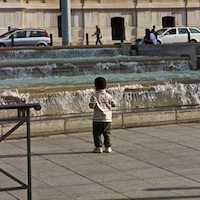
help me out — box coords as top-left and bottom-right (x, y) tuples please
(89, 77), (116, 153)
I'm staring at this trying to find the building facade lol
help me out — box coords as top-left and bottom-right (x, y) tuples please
(0, 0), (200, 45)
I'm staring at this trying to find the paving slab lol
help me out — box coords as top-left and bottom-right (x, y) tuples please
(1, 123), (200, 200)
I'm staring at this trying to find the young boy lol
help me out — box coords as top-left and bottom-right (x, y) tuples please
(89, 77), (116, 153)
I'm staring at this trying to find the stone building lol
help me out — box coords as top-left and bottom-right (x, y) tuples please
(0, 0), (200, 45)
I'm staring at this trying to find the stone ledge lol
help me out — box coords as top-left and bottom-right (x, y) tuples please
(65, 116), (93, 133)
(1, 118), (65, 139)
(122, 110), (176, 128)
(1, 107), (200, 140)
(177, 108), (200, 122)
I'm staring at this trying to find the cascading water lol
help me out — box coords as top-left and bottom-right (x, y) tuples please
(0, 48), (122, 63)
(0, 47), (200, 118)
(0, 60), (192, 87)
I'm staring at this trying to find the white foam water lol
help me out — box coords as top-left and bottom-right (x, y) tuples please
(0, 48), (123, 63)
(1, 81), (200, 117)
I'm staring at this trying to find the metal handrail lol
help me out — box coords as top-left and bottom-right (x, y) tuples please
(0, 103), (41, 200)
(0, 103), (41, 111)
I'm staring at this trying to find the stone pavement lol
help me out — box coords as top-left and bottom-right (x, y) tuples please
(1, 123), (200, 200)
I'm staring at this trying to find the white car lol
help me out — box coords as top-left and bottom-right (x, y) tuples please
(156, 27), (200, 44)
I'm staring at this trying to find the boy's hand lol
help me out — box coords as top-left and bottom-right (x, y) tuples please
(111, 100), (116, 107)
(89, 103), (94, 108)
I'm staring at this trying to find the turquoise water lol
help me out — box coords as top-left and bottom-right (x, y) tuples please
(0, 58), (195, 88)
(1, 69), (200, 88)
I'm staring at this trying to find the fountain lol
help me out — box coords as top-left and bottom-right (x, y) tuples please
(1, 46), (200, 138)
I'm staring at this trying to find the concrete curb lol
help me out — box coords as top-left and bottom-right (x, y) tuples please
(1, 107), (200, 140)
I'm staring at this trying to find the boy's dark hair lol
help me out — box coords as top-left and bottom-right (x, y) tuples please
(95, 77), (106, 89)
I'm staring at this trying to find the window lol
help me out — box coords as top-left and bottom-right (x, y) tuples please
(156, 29), (167, 36)
(38, 31), (47, 37)
(167, 29), (176, 35)
(178, 28), (188, 34)
(26, 31), (31, 37)
(13, 31), (26, 38)
(162, 16), (175, 28)
(30, 31), (38, 37)
(111, 17), (125, 40)
(189, 28), (200, 33)
(0, 30), (16, 38)
(29, 31), (46, 37)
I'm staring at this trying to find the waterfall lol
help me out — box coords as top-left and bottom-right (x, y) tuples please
(0, 47), (199, 118)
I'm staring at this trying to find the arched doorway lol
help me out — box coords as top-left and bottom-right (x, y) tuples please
(111, 17), (125, 40)
(162, 16), (175, 28)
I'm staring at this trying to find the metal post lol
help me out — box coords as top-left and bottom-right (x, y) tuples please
(86, 33), (89, 45)
(61, 0), (71, 46)
(188, 31), (191, 43)
(11, 35), (14, 47)
(27, 109), (32, 200)
(121, 32), (124, 43)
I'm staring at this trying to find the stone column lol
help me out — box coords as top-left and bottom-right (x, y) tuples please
(61, 0), (71, 45)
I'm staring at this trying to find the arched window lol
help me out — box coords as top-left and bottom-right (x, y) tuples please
(162, 16), (175, 28)
(111, 17), (125, 40)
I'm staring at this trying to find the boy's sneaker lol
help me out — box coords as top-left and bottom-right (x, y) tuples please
(93, 147), (103, 153)
(105, 147), (112, 153)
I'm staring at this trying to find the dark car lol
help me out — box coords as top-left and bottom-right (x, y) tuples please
(0, 29), (50, 47)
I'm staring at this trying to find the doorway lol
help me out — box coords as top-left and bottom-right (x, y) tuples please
(111, 17), (125, 40)
(162, 16), (175, 28)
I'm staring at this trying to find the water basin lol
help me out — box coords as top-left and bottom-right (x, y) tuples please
(0, 47), (200, 118)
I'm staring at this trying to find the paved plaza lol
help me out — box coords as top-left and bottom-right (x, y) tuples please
(1, 123), (200, 200)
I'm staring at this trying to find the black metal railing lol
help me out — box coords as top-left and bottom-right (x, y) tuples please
(0, 103), (41, 200)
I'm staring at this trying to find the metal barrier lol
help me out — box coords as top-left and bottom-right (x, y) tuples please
(0, 103), (41, 200)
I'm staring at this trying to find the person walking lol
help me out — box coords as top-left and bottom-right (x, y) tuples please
(92, 25), (102, 45)
(151, 25), (157, 39)
(152, 25), (156, 32)
(89, 77), (116, 153)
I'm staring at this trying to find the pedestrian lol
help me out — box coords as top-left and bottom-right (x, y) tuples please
(150, 29), (157, 45)
(89, 77), (116, 153)
(152, 25), (156, 32)
(144, 28), (157, 45)
(143, 28), (153, 44)
(92, 25), (102, 45)
(151, 25), (157, 39)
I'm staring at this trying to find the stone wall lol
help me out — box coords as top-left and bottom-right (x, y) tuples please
(131, 43), (200, 69)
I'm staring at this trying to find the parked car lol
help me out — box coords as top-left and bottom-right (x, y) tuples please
(156, 27), (200, 44)
(0, 29), (50, 47)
